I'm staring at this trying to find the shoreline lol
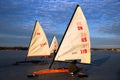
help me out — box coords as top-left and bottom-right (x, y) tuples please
(0, 47), (120, 52)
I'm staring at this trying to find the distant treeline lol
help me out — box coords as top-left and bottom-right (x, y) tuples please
(0, 47), (28, 50)
(0, 47), (120, 52)
(91, 48), (120, 52)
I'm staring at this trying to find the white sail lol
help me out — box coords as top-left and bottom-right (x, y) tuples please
(50, 36), (58, 53)
(55, 5), (91, 64)
(27, 21), (50, 57)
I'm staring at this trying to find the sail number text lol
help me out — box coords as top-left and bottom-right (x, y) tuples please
(80, 49), (87, 54)
(76, 22), (87, 42)
(40, 42), (47, 47)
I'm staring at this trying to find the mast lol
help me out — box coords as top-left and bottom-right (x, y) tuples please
(49, 5), (80, 69)
(25, 20), (38, 61)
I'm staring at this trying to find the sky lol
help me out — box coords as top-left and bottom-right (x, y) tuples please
(0, 0), (120, 48)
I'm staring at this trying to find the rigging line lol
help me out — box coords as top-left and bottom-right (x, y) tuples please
(48, 5), (79, 69)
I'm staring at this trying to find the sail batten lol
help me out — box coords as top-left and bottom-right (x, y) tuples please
(55, 5), (91, 64)
(27, 21), (50, 57)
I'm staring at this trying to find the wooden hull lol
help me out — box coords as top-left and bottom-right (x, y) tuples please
(33, 68), (69, 75)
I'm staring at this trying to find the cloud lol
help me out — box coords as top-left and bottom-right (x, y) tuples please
(83, 1), (120, 37)
(97, 4), (120, 36)
(91, 37), (120, 48)
(0, 0), (120, 47)
(0, 34), (30, 47)
(0, 34), (29, 39)
(97, 22), (120, 36)
(0, 0), (77, 33)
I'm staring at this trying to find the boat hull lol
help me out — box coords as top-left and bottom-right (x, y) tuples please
(33, 68), (69, 75)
